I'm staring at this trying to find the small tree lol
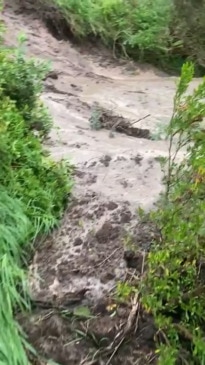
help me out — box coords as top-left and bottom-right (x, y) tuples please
(141, 63), (205, 364)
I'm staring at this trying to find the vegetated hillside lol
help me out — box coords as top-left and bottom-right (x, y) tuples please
(140, 63), (205, 364)
(0, 16), (72, 365)
(33, 0), (205, 73)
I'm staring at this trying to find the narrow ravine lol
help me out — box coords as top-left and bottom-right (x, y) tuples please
(1, 1), (202, 365)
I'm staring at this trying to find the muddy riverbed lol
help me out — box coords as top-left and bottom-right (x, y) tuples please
(1, 1), (202, 364)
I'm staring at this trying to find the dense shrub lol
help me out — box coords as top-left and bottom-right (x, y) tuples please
(39, 0), (205, 72)
(141, 63), (205, 364)
(0, 26), (72, 365)
(0, 95), (71, 231)
(0, 40), (72, 232)
(0, 39), (52, 137)
(42, 0), (173, 63)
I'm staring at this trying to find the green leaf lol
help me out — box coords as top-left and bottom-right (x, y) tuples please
(73, 306), (93, 318)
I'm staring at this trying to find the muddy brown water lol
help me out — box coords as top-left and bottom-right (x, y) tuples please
(1, 1), (203, 364)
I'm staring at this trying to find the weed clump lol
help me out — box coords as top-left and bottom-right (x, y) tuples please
(0, 26), (72, 365)
(141, 63), (205, 364)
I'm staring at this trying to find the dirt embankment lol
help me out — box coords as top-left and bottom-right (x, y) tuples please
(1, 1), (200, 364)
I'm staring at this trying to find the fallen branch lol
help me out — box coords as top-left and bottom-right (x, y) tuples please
(129, 113), (151, 127)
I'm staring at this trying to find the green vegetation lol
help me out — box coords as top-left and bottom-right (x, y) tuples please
(39, 0), (205, 73)
(141, 63), (205, 364)
(0, 19), (72, 365)
(1, 192), (32, 365)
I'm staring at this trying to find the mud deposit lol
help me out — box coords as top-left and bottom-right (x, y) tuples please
(1, 1), (201, 364)
(24, 198), (159, 365)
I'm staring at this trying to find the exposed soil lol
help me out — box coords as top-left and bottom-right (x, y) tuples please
(1, 1), (202, 364)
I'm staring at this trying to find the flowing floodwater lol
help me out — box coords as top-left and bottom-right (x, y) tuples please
(1, 1), (202, 364)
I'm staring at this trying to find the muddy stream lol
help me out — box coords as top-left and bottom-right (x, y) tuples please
(1, 2), (202, 365)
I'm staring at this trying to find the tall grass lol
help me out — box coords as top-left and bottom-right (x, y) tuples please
(0, 189), (31, 365)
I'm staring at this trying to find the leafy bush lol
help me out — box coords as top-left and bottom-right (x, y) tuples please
(0, 25), (72, 365)
(0, 37), (52, 137)
(38, 0), (205, 72)
(42, 0), (173, 63)
(141, 63), (205, 364)
(0, 39), (72, 233)
(0, 95), (72, 231)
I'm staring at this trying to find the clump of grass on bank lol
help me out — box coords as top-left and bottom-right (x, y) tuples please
(0, 190), (32, 365)
(140, 63), (205, 364)
(38, 0), (205, 73)
(0, 21), (72, 365)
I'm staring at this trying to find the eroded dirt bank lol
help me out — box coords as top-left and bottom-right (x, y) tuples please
(1, 1), (201, 364)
